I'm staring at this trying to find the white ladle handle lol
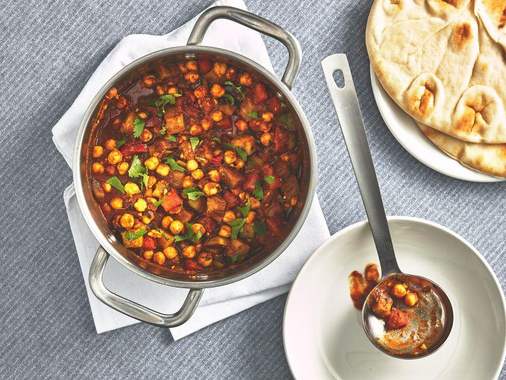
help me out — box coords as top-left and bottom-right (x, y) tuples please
(322, 54), (400, 275)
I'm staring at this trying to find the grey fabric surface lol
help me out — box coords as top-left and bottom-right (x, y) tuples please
(0, 0), (504, 379)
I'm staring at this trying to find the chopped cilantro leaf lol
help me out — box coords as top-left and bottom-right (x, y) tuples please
(159, 127), (167, 135)
(264, 175), (275, 184)
(124, 229), (146, 240)
(165, 157), (185, 172)
(247, 111), (259, 119)
(128, 155), (147, 179)
(116, 138), (126, 148)
(253, 181), (264, 200)
(223, 93), (235, 105)
(174, 223), (203, 243)
(106, 176), (125, 194)
(235, 147), (248, 161)
(189, 137), (200, 151)
(238, 202), (250, 218)
(152, 199), (163, 208)
(166, 134), (177, 142)
(229, 218), (246, 240)
(224, 80), (244, 100)
(182, 187), (204, 201)
(133, 117), (145, 138)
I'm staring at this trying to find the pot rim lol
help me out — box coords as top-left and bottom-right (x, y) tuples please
(73, 44), (318, 289)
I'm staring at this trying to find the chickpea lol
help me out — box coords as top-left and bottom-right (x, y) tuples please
(144, 156), (160, 171)
(235, 119), (248, 131)
(161, 215), (174, 229)
(208, 169), (220, 182)
(260, 132), (272, 146)
(245, 211), (256, 224)
(211, 110), (223, 122)
(233, 159), (245, 169)
(168, 86), (179, 95)
(155, 85), (166, 95)
(250, 197), (261, 209)
(117, 161), (129, 175)
(201, 118), (212, 131)
(106, 87), (118, 99)
(225, 67), (236, 80)
(187, 159), (199, 171)
(262, 112), (274, 122)
(191, 169), (204, 180)
(210, 83), (225, 98)
(186, 60), (198, 71)
(119, 213), (135, 229)
(194, 86), (207, 99)
(223, 210), (236, 223)
(138, 111), (148, 119)
(239, 72), (252, 86)
(142, 211), (155, 224)
(143, 250), (154, 260)
(163, 246), (178, 260)
(110, 197), (124, 209)
(143, 75), (156, 88)
(213, 62), (227, 76)
(140, 129), (153, 143)
(192, 223), (206, 235)
(218, 225), (232, 238)
(203, 182), (221, 196)
(104, 139), (116, 150)
(224, 150), (237, 164)
(190, 124), (203, 136)
(124, 182), (141, 195)
(178, 63), (188, 73)
(156, 163), (170, 177)
(392, 283), (407, 298)
(405, 292), (419, 307)
(102, 182), (112, 193)
(170, 220), (184, 235)
(107, 149), (122, 165)
(182, 245), (197, 258)
(197, 252), (213, 267)
(134, 198), (148, 212)
(153, 251), (166, 265)
(289, 195), (298, 207)
(92, 162), (104, 174)
(93, 186), (105, 199)
(185, 71), (200, 83)
(92, 145), (104, 158)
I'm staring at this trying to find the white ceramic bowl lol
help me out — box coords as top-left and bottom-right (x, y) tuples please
(370, 67), (504, 183)
(283, 217), (506, 379)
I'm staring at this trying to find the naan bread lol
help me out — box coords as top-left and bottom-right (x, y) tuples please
(418, 123), (506, 177)
(367, 0), (506, 143)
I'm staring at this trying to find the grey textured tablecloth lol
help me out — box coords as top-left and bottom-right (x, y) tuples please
(0, 0), (504, 379)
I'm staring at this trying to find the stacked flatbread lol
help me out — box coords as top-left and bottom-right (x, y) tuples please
(366, 0), (506, 177)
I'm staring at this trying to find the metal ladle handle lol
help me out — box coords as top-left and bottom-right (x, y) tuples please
(187, 6), (302, 89)
(321, 54), (400, 275)
(89, 247), (203, 327)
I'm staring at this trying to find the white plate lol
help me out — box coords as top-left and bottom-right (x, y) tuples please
(370, 67), (504, 183)
(283, 217), (506, 380)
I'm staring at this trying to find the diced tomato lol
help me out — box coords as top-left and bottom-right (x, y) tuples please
(219, 167), (244, 188)
(265, 217), (283, 236)
(386, 308), (410, 330)
(178, 208), (193, 223)
(253, 83), (268, 104)
(209, 153), (223, 166)
(143, 237), (156, 250)
(262, 164), (274, 177)
(223, 191), (240, 208)
(198, 59), (212, 73)
(161, 189), (183, 214)
(120, 143), (148, 156)
(273, 126), (289, 153)
(267, 97), (281, 113)
(244, 172), (260, 192)
(184, 259), (202, 271)
(198, 216), (216, 234)
(217, 116), (232, 129)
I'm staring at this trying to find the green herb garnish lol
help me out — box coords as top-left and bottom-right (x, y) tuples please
(224, 80), (244, 100)
(182, 187), (205, 201)
(247, 111), (259, 119)
(224, 143), (248, 161)
(124, 229), (146, 240)
(174, 223), (203, 243)
(106, 176), (125, 194)
(223, 93), (235, 105)
(133, 117), (145, 138)
(189, 137), (200, 151)
(253, 181), (264, 200)
(278, 113), (296, 130)
(264, 175), (275, 184)
(238, 202), (251, 218)
(166, 134), (177, 142)
(152, 199), (163, 208)
(116, 138), (126, 148)
(165, 157), (186, 172)
(229, 218), (246, 240)
(254, 220), (267, 236)
(128, 155), (149, 189)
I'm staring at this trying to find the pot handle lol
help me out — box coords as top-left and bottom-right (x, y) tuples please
(89, 246), (204, 327)
(187, 6), (301, 89)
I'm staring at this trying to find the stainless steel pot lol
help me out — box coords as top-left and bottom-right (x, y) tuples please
(73, 6), (317, 327)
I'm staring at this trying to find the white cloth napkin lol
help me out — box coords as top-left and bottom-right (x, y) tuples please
(53, 0), (330, 339)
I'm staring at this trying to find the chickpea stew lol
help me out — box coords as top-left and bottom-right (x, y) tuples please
(87, 57), (307, 276)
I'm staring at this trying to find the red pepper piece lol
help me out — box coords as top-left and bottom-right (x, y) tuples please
(120, 143), (148, 156)
(143, 237), (156, 251)
(253, 83), (268, 104)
